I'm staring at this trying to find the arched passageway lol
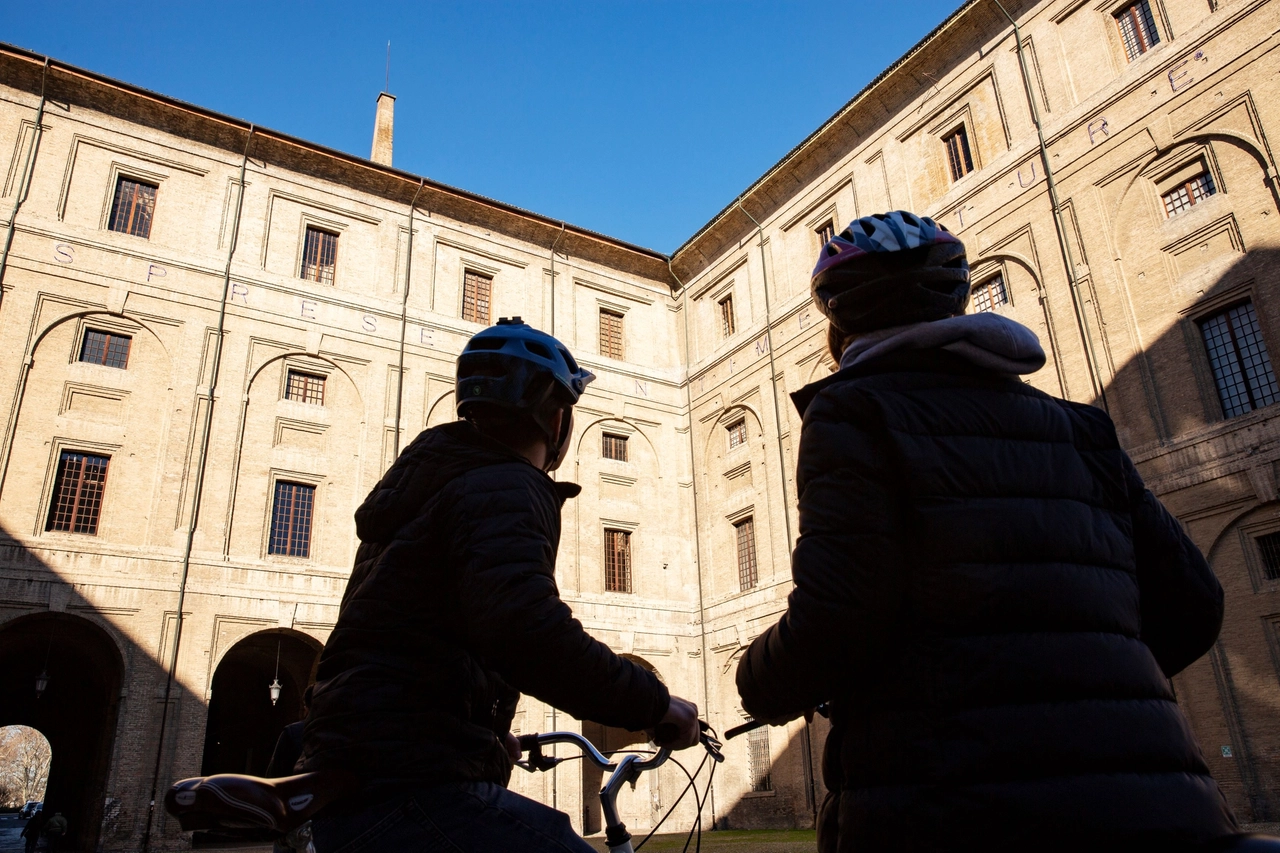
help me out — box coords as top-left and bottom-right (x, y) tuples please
(201, 630), (321, 777)
(0, 613), (123, 852)
(581, 655), (663, 836)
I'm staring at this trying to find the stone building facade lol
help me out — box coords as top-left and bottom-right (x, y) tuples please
(2, 0), (1280, 848)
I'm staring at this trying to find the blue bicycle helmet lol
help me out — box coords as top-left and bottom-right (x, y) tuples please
(456, 318), (594, 449)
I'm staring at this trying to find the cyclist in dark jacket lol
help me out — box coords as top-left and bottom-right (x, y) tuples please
(301, 318), (700, 852)
(736, 212), (1238, 852)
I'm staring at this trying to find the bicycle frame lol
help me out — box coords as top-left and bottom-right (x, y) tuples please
(518, 731), (670, 853)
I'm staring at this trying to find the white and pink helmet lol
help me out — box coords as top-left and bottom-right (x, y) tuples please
(811, 211), (970, 333)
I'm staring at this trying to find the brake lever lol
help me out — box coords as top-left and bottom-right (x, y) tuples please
(515, 736), (563, 773)
(699, 721), (725, 763)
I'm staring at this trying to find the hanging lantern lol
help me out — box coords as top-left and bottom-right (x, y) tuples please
(35, 669), (49, 698)
(269, 639), (282, 706)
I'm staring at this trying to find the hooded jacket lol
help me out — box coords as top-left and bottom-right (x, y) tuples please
(736, 315), (1236, 852)
(300, 421), (670, 790)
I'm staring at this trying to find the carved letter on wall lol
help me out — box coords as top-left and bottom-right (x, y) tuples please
(635, 380), (648, 396)
(54, 243), (74, 264)
(1018, 163), (1037, 188)
(755, 334), (771, 356)
(798, 309), (811, 329)
(300, 300), (317, 319)
(230, 282), (249, 304)
(147, 264), (166, 281)
(419, 328), (434, 347)
(1169, 60), (1191, 92)
(362, 314), (377, 332)
(1088, 118), (1110, 144)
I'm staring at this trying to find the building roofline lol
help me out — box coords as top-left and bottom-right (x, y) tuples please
(669, 0), (982, 264)
(0, 42), (672, 266)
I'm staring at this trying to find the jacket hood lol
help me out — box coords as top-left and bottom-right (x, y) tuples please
(839, 313), (1046, 376)
(353, 421), (580, 544)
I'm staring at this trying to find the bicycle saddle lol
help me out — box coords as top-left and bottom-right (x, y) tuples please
(165, 770), (357, 834)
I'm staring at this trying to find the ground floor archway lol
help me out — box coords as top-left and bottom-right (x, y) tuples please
(0, 612), (123, 852)
(200, 629), (321, 777)
(581, 655), (663, 836)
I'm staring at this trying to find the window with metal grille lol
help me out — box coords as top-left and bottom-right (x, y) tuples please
(79, 329), (131, 369)
(604, 529), (632, 593)
(719, 295), (736, 338)
(300, 227), (339, 285)
(735, 517), (758, 591)
(944, 126), (974, 181)
(46, 451), (109, 534)
(971, 275), (1009, 313)
(600, 309), (624, 359)
(602, 433), (628, 462)
(1116, 0), (1160, 61)
(747, 725), (772, 792)
(816, 220), (836, 246)
(1163, 172), (1216, 217)
(1256, 532), (1280, 581)
(108, 177), (157, 238)
(727, 419), (747, 449)
(268, 481), (315, 558)
(285, 370), (326, 405)
(462, 270), (493, 325)
(1199, 301), (1280, 419)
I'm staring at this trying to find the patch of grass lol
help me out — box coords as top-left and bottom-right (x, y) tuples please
(587, 828), (816, 852)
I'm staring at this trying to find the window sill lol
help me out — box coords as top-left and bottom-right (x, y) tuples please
(742, 790), (776, 799)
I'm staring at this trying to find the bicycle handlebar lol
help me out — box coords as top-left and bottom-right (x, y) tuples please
(516, 730), (674, 776)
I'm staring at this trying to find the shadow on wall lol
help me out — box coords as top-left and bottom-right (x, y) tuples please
(1099, 241), (1280, 823)
(0, 533), (149, 853)
(0, 527), (321, 852)
(717, 718), (823, 832)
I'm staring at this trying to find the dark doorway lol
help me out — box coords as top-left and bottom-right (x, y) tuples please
(581, 655), (661, 836)
(0, 613), (123, 852)
(200, 630), (320, 777)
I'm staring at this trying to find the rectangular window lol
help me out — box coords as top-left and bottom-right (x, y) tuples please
(1116, 0), (1160, 61)
(108, 177), (157, 238)
(599, 309), (625, 360)
(1256, 531), (1280, 581)
(1199, 301), (1280, 418)
(285, 370), (326, 405)
(46, 451), (109, 534)
(1163, 172), (1216, 217)
(604, 529), (632, 593)
(719, 295), (736, 338)
(462, 270), (493, 325)
(727, 418), (747, 449)
(79, 329), (132, 369)
(602, 433), (628, 462)
(300, 227), (339, 285)
(735, 517), (759, 592)
(944, 126), (974, 182)
(971, 274), (1009, 313)
(816, 220), (836, 246)
(747, 725), (773, 792)
(268, 481), (315, 558)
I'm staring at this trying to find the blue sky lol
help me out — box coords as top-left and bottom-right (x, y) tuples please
(2, 1), (962, 253)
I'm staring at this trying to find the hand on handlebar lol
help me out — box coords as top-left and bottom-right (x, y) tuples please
(650, 695), (701, 750)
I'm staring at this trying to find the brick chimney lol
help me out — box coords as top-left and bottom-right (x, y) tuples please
(371, 92), (395, 166)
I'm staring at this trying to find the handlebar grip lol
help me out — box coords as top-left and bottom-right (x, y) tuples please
(724, 719), (765, 740)
(518, 733), (541, 750)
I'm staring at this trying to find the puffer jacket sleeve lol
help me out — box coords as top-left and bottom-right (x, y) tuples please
(1125, 454), (1224, 677)
(737, 386), (906, 723)
(444, 464), (670, 732)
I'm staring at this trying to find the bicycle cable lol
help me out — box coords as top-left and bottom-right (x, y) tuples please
(633, 751), (708, 851)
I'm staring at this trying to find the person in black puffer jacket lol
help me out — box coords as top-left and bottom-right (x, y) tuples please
(301, 319), (701, 853)
(735, 212), (1239, 852)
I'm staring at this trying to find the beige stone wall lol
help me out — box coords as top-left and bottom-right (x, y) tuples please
(2, 0), (1280, 847)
